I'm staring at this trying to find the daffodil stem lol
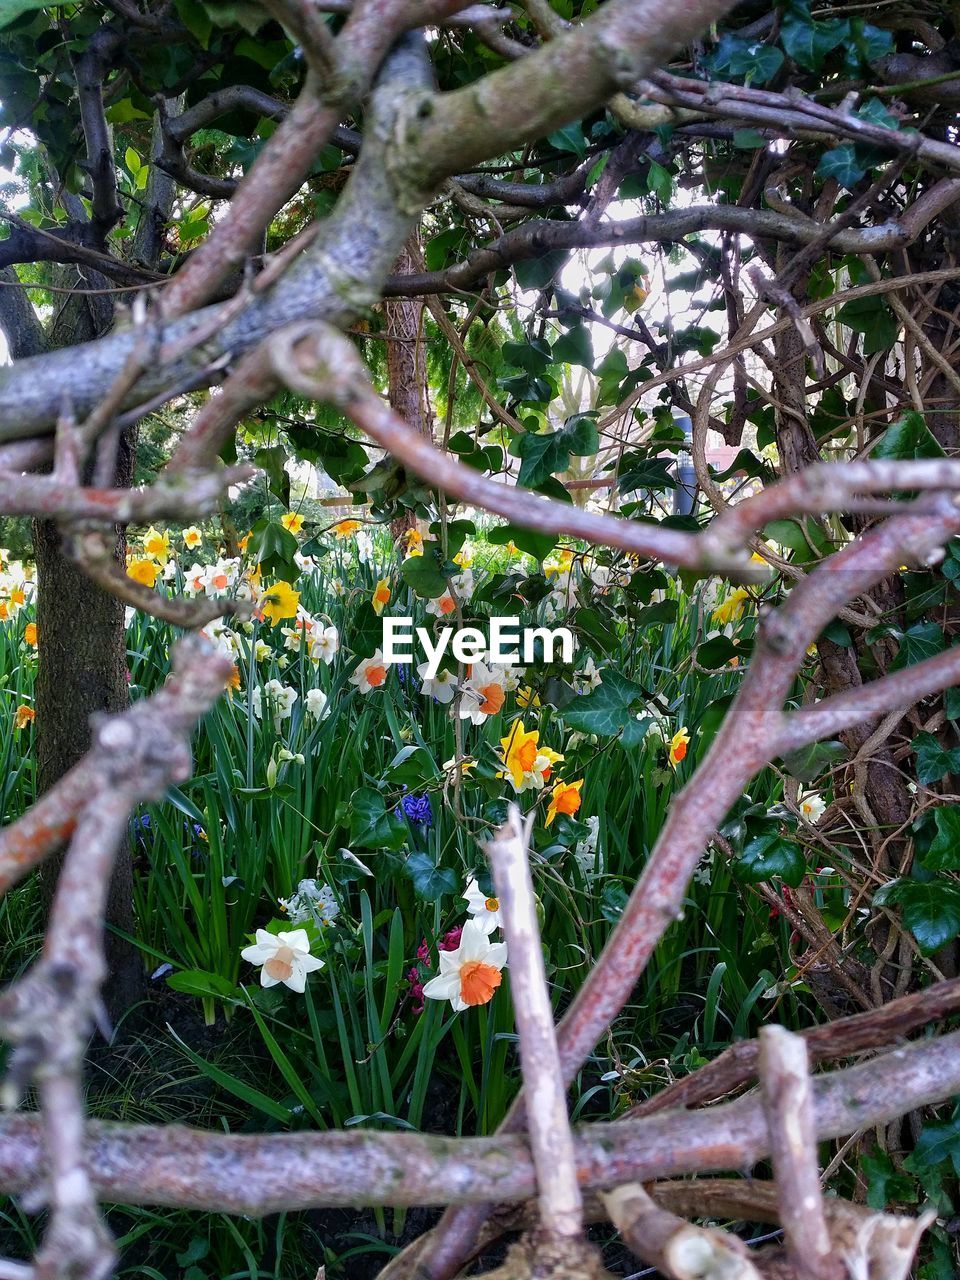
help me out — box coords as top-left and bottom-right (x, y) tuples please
(485, 804), (584, 1244)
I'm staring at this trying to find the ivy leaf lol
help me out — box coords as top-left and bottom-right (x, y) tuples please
(919, 807), (960, 872)
(781, 739), (846, 784)
(400, 541), (449, 598)
(617, 456), (677, 492)
(906, 1110), (960, 1177)
(836, 294), (898, 352)
(646, 159), (674, 203)
(515, 413), (599, 487)
(486, 522), (557, 561)
(912, 732), (960, 785)
(404, 851), (458, 902)
(871, 410), (945, 461)
(348, 788), (407, 851)
(874, 879), (960, 954)
(815, 141), (871, 190)
(553, 325), (594, 370)
(733, 834), (806, 888)
(780, 15), (848, 70)
(250, 520), (298, 583)
(561, 669), (645, 737)
(889, 622), (946, 672)
(861, 1149), (918, 1211)
(0, 0), (66, 27)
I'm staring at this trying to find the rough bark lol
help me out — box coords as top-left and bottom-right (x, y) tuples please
(386, 235), (433, 544)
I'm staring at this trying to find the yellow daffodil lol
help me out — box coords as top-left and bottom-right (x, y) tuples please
(183, 526), (203, 550)
(142, 526), (170, 563)
(281, 512), (305, 535)
(453, 547), (473, 569)
(127, 558), (161, 588)
(332, 519), (361, 539)
(711, 587), (750, 627)
(259, 581), (300, 625)
(545, 778), (583, 826)
(404, 528), (424, 557)
(225, 664), (241, 700)
(499, 722), (563, 791)
(24, 622), (37, 647)
(516, 686), (541, 710)
(372, 578), (391, 616)
(668, 727), (690, 769)
(14, 704), (34, 730)
(238, 532), (252, 554)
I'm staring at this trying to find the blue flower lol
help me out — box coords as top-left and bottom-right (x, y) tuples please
(397, 791), (433, 828)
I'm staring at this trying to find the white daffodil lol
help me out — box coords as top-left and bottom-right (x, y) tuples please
(458, 662), (506, 724)
(463, 876), (502, 934)
(573, 656), (602, 694)
(421, 918), (507, 1012)
(573, 814), (601, 878)
(305, 688), (329, 721)
(279, 880), (340, 927)
(240, 928), (324, 993)
(426, 591), (457, 618)
(308, 625), (339, 665)
(350, 649), (390, 694)
(798, 790), (826, 824)
(252, 679), (297, 727)
(417, 661), (458, 704)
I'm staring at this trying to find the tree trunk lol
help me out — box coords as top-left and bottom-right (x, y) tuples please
(386, 235), (433, 545)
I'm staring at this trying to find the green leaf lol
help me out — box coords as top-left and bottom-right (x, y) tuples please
(348, 787), (407, 851)
(553, 325), (594, 369)
(871, 410), (945, 461)
(781, 739), (846, 784)
(919, 806), (960, 872)
(0, 0), (67, 28)
(400, 542), (449, 598)
(561, 668), (645, 737)
(646, 159), (673, 203)
(617, 456), (677, 492)
(907, 1111), (960, 1177)
(600, 881), (629, 923)
(837, 294), (898, 353)
(251, 520), (298, 583)
(889, 622), (946, 672)
(515, 414), (599, 487)
(862, 1149), (918, 1211)
(166, 969), (240, 1001)
(546, 122), (588, 157)
(912, 732), (960, 785)
(384, 745), (436, 788)
(732, 834), (806, 888)
(874, 878), (960, 954)
(780, 15), (848, 70)
(514, 250), (568, 290)
(486, 523), (556, 561)
(816, 143), (866, 189)
(404, 851), (458, 901)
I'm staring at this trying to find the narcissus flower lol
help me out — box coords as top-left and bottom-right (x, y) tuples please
(142, 526), (170, 563)
(711, 587), (750, 627)
(305, 688), (329, 721)
(427, 591), (457, 618)
(308, 625), (339, 665)
(546, 778), (583, 826)
(260, 581), (300, 625)
(372, 578), (391, 616)
(668, 727), (690, 769)
(225, 664), (241, 699)
(499, 722), (563, 792)
(798, 790), (826, 824)
(350, 649), (390, 693)
(240, 928), (324, 993)
(463, 876), (502, 934)
(417, 661), (458, 704)
(14, 704), (35, 730)
(332, 519), (361, 539)
(23, 623), (37, 647)
(453, 547), (473, 569)
(421, 918), (507, 1012)
(127, 558), (161, 588)
(459, 663), (506, 724)
(404, 528), (424, 557)
(183, 526), (203, 549)
(281, 512), (305, 535)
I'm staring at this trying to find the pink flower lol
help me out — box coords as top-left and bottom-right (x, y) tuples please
(416, 938), (430, 963)
(439, 926), (462, 952)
